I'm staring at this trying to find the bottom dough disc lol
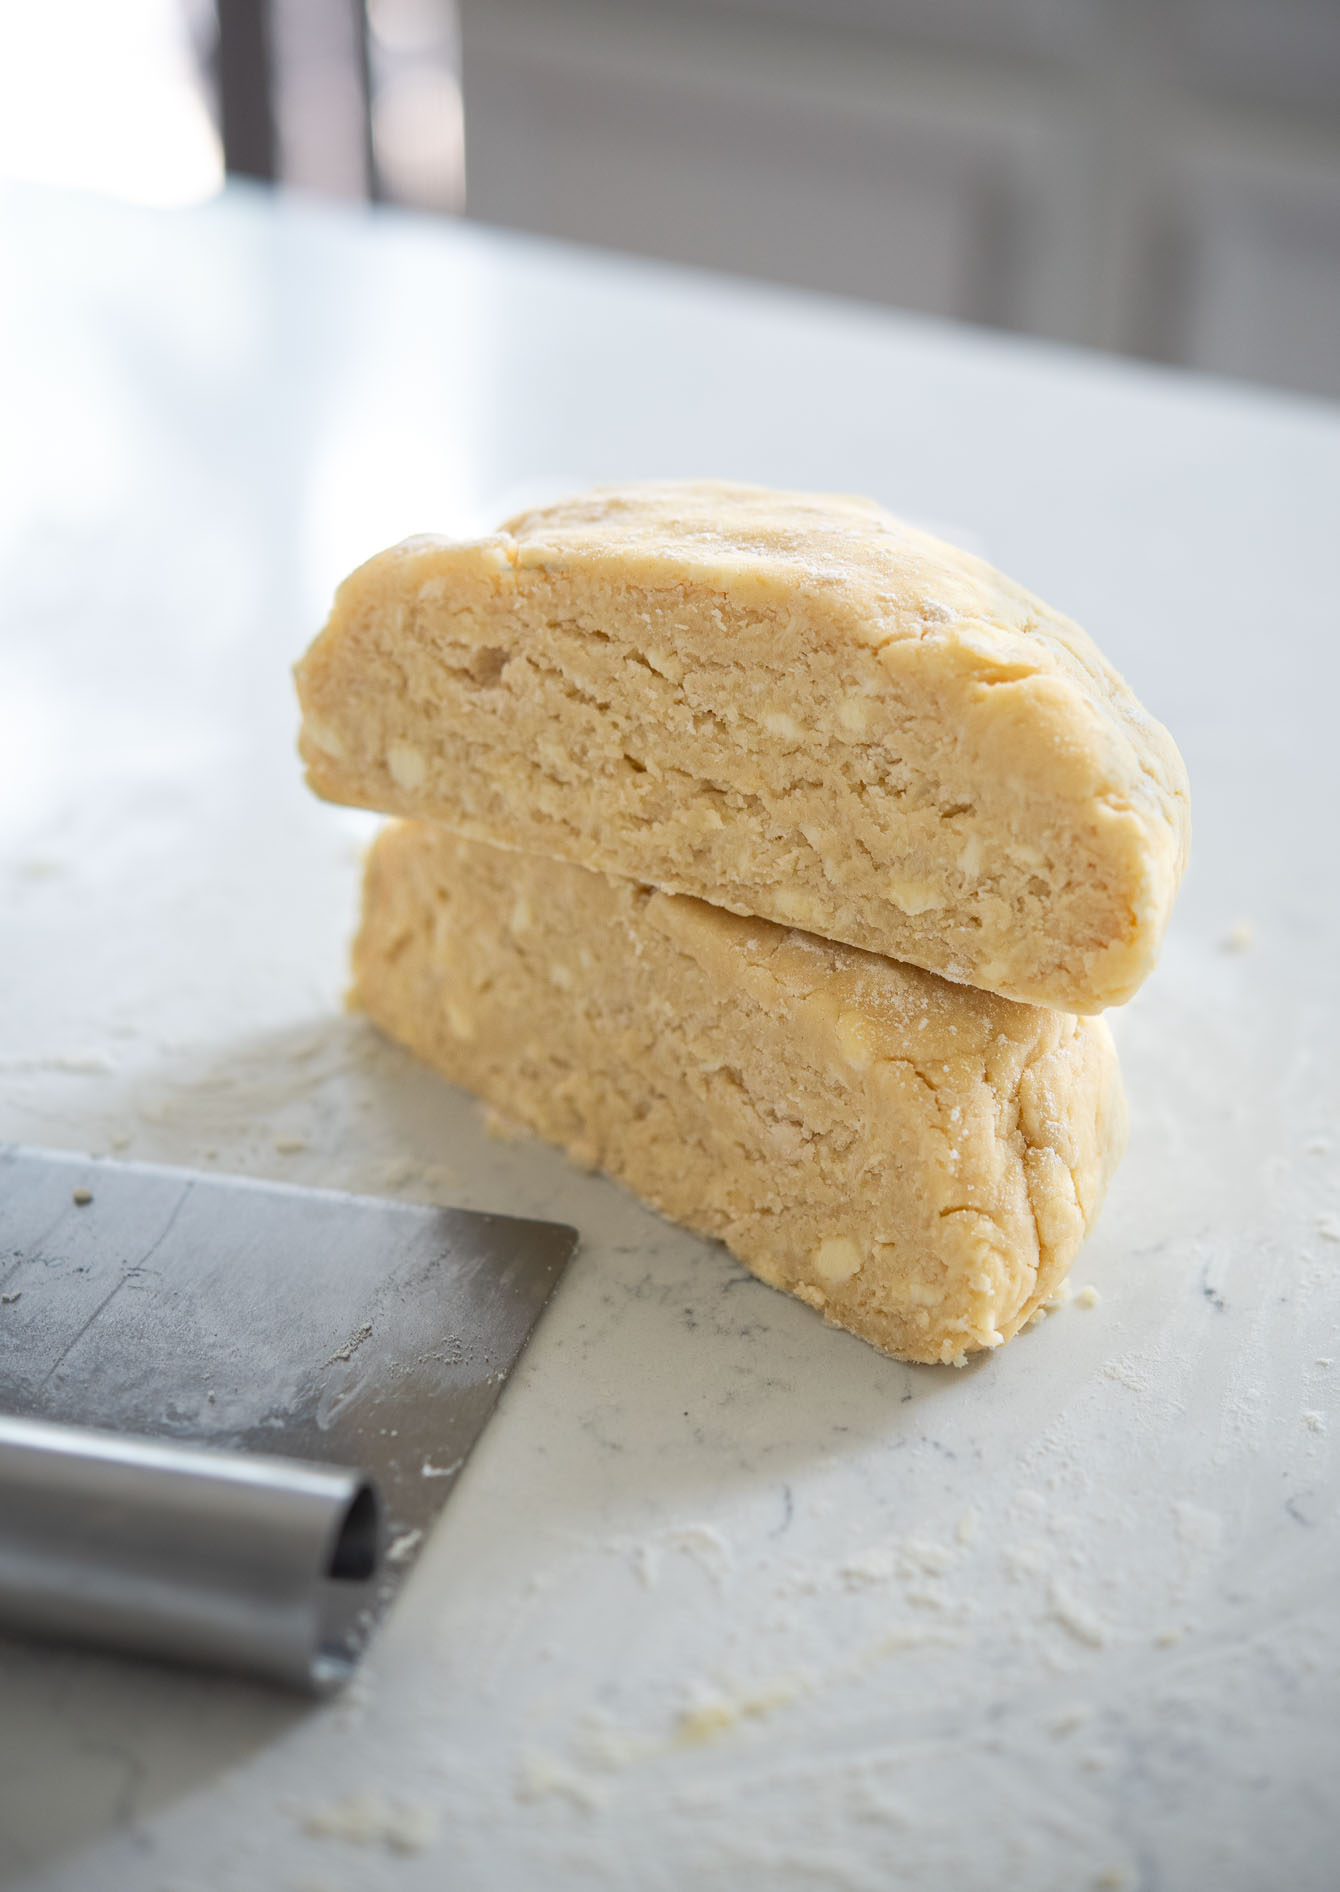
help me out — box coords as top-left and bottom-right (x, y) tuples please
(352, 821), (1127, 1365)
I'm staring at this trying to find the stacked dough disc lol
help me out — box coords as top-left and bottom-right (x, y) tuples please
(296, 483), (1189, 1365)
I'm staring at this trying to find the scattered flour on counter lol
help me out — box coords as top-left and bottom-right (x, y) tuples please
(899, 1535), (957, 1577)
(835, 1531), (960, 1592)
(839, 1547), (900, 1589)
(577, 1713), (659, 1774)
(516, 1749), (608, 1812)
(0, 1048), (117, 1075)
(670, 1779), (732, 1816)
(1048, 1582), (1109, 1648)
(13, 856), (68, 881)
(1101, 1357), (1151, 1394)
(1002, 1542), (1049, 1582)
(1173, 1502), (1223, 1552)
(677, 1694), (753, 1747)
(676, 1677), (808, 1747)
(188, 1069), (240, 1095)
(869, 1623), (965, 1658)
(299, 1791), (437, 1854)
(332, 1664), (376, 1724)
(628, 1542), (659, 1588)
(560, 1677), (812, 1784)
(605, 1521), (726, 1596)
(56, 1049), (118, 1074)
(387, 1529), (423, 1564)
(326, 1323), (373, 1366)
(661, 1524), (733, 1586)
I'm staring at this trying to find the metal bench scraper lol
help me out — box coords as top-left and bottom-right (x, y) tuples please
(0, 1145), (576, 1693)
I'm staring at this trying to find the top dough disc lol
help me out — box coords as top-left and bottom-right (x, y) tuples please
(296, 481), (1189, 1011)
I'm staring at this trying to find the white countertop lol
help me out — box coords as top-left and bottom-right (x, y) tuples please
(1, 180), (1338, 1892)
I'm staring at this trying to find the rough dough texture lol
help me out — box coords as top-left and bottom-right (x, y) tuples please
(298, 482), (1189, 1012)
(353, 822), (1127, 1366)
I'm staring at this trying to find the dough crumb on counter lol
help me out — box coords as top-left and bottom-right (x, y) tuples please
(298, 1791), (438, 1854)
(515, 1749), (608, 1812)
(1048, 1581), (1110, 1648)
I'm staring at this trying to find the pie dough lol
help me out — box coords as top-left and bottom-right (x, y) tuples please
(297, 482), (1189, 1012)
(352, 822), (1127, 1365)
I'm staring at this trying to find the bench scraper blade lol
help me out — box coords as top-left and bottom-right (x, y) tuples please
(0, 1145), (577, 1692)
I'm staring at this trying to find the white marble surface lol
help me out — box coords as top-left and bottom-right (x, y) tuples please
(1, 180), (1338, 1892)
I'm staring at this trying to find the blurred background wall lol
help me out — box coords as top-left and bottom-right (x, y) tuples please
(2, 0), (1338, 399)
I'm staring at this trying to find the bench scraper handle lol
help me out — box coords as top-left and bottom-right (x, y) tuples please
(0, 1413), (381, 1692)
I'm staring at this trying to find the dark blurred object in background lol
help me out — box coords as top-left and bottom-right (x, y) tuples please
(210, 0), (462, 209)
(365, 0), (464, 211)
